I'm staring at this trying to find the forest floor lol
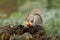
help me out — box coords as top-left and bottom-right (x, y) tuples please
(0, 24), (60, 40)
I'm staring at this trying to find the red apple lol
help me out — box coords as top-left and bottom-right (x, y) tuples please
(26, 21), (32, 27)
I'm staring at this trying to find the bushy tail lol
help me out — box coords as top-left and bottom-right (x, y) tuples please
(31, 8), (43, 23)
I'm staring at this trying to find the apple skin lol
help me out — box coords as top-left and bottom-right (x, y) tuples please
(26, 22), (32, 27)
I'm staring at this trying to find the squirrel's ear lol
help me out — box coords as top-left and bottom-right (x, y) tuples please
(24, 14), (29, 21)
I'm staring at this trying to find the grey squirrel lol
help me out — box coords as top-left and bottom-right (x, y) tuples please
(24, 8), (44, 33)
(25, 8), (43, 27)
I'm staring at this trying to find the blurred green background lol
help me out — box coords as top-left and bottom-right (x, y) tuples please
(0, 0), (60, 35)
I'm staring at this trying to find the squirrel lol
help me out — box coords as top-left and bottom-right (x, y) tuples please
(25, 8), (43, 27)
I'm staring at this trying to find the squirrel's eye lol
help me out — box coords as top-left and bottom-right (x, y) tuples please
(31, 20), (33, 22)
